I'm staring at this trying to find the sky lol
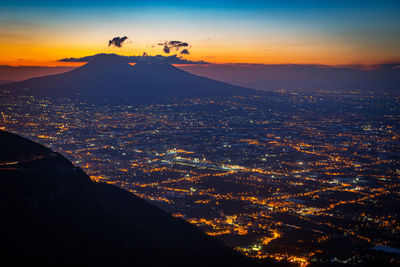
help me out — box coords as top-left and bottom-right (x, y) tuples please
(0, 0), (399, 66)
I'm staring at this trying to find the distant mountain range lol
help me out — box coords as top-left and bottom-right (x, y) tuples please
(0, 130), (285, 267)
(3, 54), (254, 103)
(0, 80), (14, 85)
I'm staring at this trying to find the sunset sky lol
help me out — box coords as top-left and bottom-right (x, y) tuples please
(1, 0), (399, 66)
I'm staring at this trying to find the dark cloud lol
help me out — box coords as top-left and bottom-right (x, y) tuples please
(180, 49), (189, 55)
(108, 36), (128, 48)
(58, 53), (208, 65)
(158, 40), (190, 54)
(168, 41), (188, 47)
(163, 46), (170, 54)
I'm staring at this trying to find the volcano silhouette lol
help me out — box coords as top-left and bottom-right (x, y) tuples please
(5, 54), (254, 103)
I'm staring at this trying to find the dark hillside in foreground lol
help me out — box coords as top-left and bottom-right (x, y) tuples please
(0, 130), (284, 267)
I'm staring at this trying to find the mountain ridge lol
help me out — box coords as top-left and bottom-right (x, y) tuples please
(3, 55), (255, 103)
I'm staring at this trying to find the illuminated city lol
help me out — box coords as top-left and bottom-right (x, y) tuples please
(1, 89), (399, 266)
(1, 1), (400, 265)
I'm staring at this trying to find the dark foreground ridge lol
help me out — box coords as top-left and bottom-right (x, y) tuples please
(0, 130), (283, 267)
(3, 54), (254, 103)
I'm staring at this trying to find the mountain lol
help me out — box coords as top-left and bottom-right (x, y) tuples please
(0, 80), (14, 85)
(0, 130), (283, 267)
(3, 54), (254, 103)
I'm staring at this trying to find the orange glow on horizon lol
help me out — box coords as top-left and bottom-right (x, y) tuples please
(1, 35), (398, 68)
(2, 56), (398, 68)
(1, 38), (398, 67)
